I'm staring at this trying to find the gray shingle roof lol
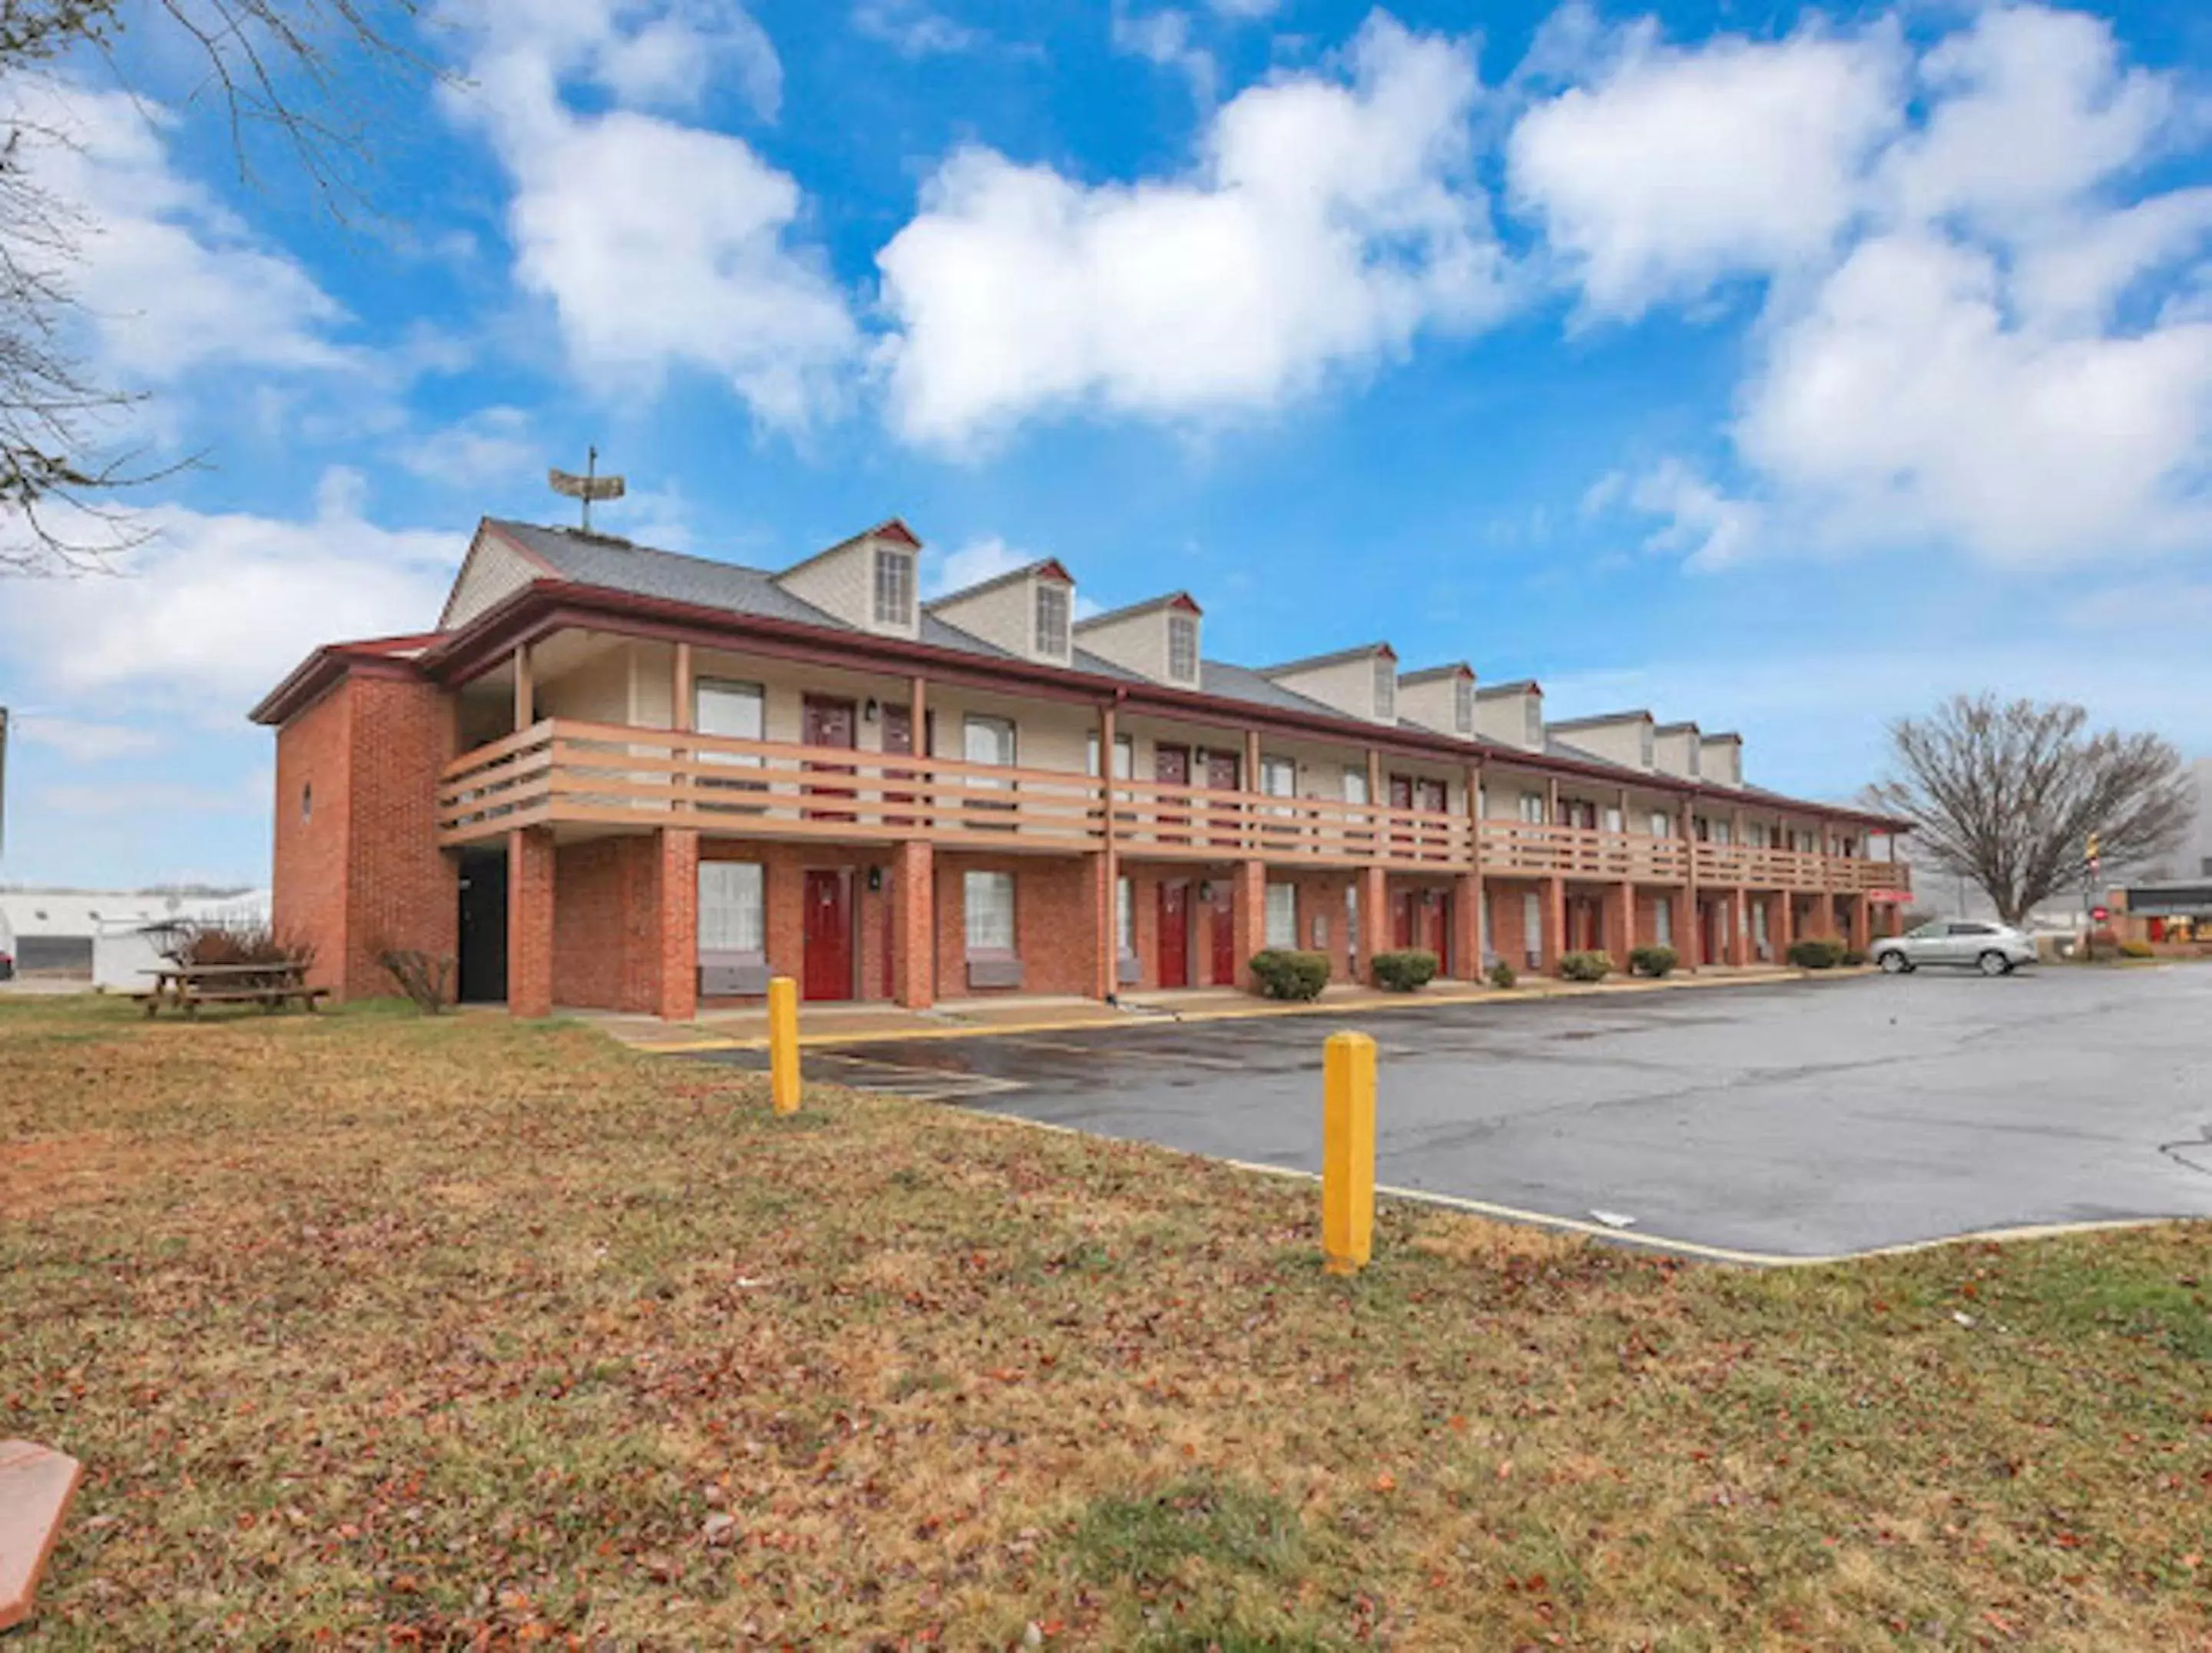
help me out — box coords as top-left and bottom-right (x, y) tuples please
(1260, 641), (1392, 677)
(1473, 679), (1538, 698)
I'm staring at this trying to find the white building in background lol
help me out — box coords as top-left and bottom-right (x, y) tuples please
(0, 888), (270, 979)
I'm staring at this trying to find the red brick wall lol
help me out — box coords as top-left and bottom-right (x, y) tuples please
(270, 671), (456, 1002)
(508, 827), (555, 1019)
(272, 682), (352, 996)
(1490, 878), (1539, 971)
(935, 851), (1096, 998)
(553, 839), (653, 1012)
(344, 677), (457, 1000)
(696, 840), (896, 1006)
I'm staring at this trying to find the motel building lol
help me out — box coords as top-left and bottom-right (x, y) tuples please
(250, 518), (1913, 1019)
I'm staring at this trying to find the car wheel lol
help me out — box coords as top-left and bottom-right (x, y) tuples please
(1878, 951), (1910, 974)
(1977, 950), (2011, 977)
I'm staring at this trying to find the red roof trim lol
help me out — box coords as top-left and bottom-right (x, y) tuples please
(870, 517), (922, 548)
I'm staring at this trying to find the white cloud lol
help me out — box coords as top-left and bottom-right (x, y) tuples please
(853, 0), (982, 57)
(922, 535), (1033, 598)
(396, 406), (538, 489)
(0, 469), (463, 711)
(1536, 4), (2212, 572)
(442, 0), (859, 429)
(1207, 0), (1280, 17)
(1112, 7), (1217, 105)
(36, 776), (266, 819)
(877, 14), (1512, 451)
(1508, 18), (1903, 320)
(10, 717), (161, 763)
(4, 79), (352, 389)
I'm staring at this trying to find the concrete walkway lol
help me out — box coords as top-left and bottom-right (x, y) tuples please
(581, 965), (1816, 1052)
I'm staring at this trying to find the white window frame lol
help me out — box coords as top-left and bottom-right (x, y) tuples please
(1116, 875), (1135, 959)
(697, 860), (765, 956)
(964, 714), (1016, 768)
(1649, 810), (1672, 838)
(1523, 698), (1542, 747)
(1518, 793), (1546, 824)
(1604, 805), (1624, 834)
(873, 545), (916, 628)
(1640, 724), (1655, 767)
(1035, 583), (1070, 658)
(1086, 731), (1134, 780)
(964, 870), (1016, 957)
(1259, 757), (1296, 797)
(1264, 883), (1297, 949)
(1340, 767), (1368, 806)
(1686, 743), (1701, 778)
(1167, 613), (1199, 684)
(1655, 897), (1674, 948)
(1522, 891), (1542, 968)
(1453, 675), (1475, 736)
(1373, 658), (1396, 723)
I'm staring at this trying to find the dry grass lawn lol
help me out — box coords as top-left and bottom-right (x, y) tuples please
(2, 994), (2208, 1650)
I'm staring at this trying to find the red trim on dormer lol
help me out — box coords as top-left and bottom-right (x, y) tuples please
(869, 518), (922, 548)
(1167, 593), (1201, 615)
(1034, 558), (1075, 584)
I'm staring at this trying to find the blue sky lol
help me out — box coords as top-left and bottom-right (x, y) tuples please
(2, 0), (2210, 887)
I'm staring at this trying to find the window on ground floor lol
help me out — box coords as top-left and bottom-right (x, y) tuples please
(1522, 891), (1542, 969)
(1265, 883), (1297, 950)
(1654, 897), (1674, 947)
(965, 870), (1016, 956)
(698, 861), (765, 954)
(1117, 876), (1135, 958)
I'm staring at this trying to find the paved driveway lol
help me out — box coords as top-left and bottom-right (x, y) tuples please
(684, 968), (2212, 1259)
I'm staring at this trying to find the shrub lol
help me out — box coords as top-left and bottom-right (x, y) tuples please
(1372, 949), (1439, 992)
(1249, 949), (1330, 1001)
(164, 921), (312, 970)
(379, 949), (456, 1013)
(1628, 945), (1677, 979)
(1788, 937), (1847, 970)
(1841, 948), (1867, 967)
(1558, 949), (1613, 982)
(2120, 939), (2155, 959)
(1487, 960), (1517, 989)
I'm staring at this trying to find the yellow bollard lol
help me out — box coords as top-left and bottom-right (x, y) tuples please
(1321, 1030), (1376, 1275)
(767, 975), (801, 1115)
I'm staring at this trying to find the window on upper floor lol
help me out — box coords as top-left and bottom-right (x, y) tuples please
(1373, 658), (1396, 723)
(873, 545), (916, 628)
(696, 679), (767, 771)
(1085, 731), (1134, 779)
(1604, 805), (1623, 834)
(1650, 810), (1672, 837)
(1257, 757), (1296, 798)
(1640, 724), (1654, 767)
(1035, 584), (1070, 658)
(1167, 614), (1199, 684)
(964, 714), (1016, 769)
(1685, 741), (1701, 777)
(1523, 699), (1542, 747)
(1454, 675), (1475, 735)
(1341, 767), (1368, 806)
(1519, 793), (1546, 824)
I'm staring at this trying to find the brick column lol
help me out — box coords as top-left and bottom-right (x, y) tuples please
(1720, 890), (1744, 966)
(1848, 894), (1872, 953)
(1451, 872), (1482, 979)
(1359, 863), (1388, 984)
(1776, 889), (1796, 956)
(508, 826), (555, 1019)
(657, 828), (698, 1022)
(1231, 860), (1267, 989)
(894, 839), (935, 1009)
(1605, 881), (1634, 959)
(1541, 875), (1565, 975)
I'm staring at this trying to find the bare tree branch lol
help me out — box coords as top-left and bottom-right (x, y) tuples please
(1866, 694), (2197, 926)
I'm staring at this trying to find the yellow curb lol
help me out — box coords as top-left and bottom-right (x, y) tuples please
(631, 966), (1830, 1054)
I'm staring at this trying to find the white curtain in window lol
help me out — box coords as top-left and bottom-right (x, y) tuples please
(965, 870), (1015, 953)
(1265, 883), (1297, 949)
(697, 861), (764, 952)
(1117, 876), (1134, 955)
(1655, 898), (1674, 946)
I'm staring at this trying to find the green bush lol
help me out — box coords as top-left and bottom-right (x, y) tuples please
(2120, 939), (2155, 959)
(1558, 949), (1613, 982)
(1628, 945), (1677, 979)
(1788, 937), (1847, 969)
(1249, 949), (1330, 1001)
(1372, 949), (1439, 992)
(1841, 948), (1867, 967)
(1488, 961), (1517, 989)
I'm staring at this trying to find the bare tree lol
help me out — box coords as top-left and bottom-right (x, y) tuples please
(1, 0), (423, 575)
(1866, 694), (2196, 926)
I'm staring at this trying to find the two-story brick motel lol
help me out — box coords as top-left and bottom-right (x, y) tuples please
(251, 517), (1912, 1019)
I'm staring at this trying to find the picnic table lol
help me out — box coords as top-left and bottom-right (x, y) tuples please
(137, 959), (327, 1017)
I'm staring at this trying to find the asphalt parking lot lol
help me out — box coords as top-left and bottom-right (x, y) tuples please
(685, 967), (2212, 1260)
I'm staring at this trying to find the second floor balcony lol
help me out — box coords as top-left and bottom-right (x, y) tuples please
(439, 719), (1909, 897)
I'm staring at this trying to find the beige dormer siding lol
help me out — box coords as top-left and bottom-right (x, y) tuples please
(1653, 724), (1703, 780)
(1265, 648), (1396, 726)
(1398, 666), (1475, 739)
(1472, 683), (1544, 750)
(1074, 596), (1201, 687)
(929, 561), (1076, 666)
(1700, 734), (1744, 788)
(1549, 713), (1653, 772)
(774, 523), (922, 641)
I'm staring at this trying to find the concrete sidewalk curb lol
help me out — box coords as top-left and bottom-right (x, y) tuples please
(627, 964), (1863, 1055)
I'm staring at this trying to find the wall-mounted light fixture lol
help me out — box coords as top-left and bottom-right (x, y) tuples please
(867, 865), (884, 893)
(863, 697), (879, 724)
(1197, 880), (1214, 902)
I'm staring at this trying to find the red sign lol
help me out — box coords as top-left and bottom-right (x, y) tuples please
(1869, 888), (1911, 905)
(2091, 906), (2110, 923)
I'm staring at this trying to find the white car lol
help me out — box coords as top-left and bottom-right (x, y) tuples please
(1871, 919), (2038, 976)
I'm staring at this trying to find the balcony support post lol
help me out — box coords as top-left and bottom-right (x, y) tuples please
(1680, 797), (1700, 971)
(1360, 863), (1388, 984)
(1098, 702), (1120, 1001)
(507, 824), (555, 1019)
(513, 644), (533, 732)
(1847, 893), (1872, 955)
(894, 840), (935, 1009)
(671, 643), (692, 819)
(1455, 760), (1482, 979)
(1232, 860), (1266, 991)
(657, 828), (698, 1022)
(1607, 880), (1634, 960)
(1541, 876), (1565, 976)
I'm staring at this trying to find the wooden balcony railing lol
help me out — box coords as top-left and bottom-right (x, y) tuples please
(435, 719), (1908, 895)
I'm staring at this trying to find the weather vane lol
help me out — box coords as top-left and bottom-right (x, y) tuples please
(548, 446), (626, 533)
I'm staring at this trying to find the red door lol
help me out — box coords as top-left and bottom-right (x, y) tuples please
(1210, 883), (1236, 985)
(1156, 745), (1190, 843)
(1394, 891), (1416, 949)
(1426, 893), (1449, 959)
(803, 696), (857, 820)
(1204, 750), (1240, 847)
(1158, 882), (1190, 988)
(803, 870), (853, 1002)
(882, 703), (914, 826)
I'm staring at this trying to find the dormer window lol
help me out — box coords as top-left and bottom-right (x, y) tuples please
(1167, 613), (1198, 684)
(1373, 658), (1396, 723)
(1453, 676), (1474, 735)
(1687, 742), (1701, 778)
(873, 545), (915, 628)
(1523, 699), (1542, 747)
(1035, 584), (1069, 658)
(1640, 724), (1654, 767)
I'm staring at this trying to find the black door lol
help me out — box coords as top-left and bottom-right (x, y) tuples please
(457, 849), (508, 1004)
